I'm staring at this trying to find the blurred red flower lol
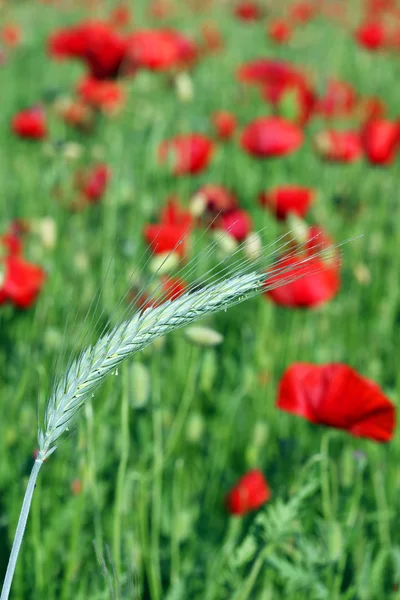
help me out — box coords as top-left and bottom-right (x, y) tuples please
(277, 363), (396, 442)
(0, 255), (46, 309)
(313, 130), (363, 162)
(55, 98), (94, 131)
(48, 21), (127, 79)
(136, 275), (187, 310)
(316, 79), (357, 119)
(11, 107), (47, 139)
(362, 119), (399, 165)
(109, 4), (131, 28)
(77, 76), (126, 114)
(191, 184), (238, 216)
(234, 1), (262, 21)
(216, 208), (252, 242)
(355, 22), (386, 50)
(1, 24), (22, 48)
(159, 133), (214, 175)
(268, 19), (293, 44)
(265, 225), (340, 308)
(75, 164), (111, 204)
(144, 198), (192, 258)
(211, 111), (237, 140)
(200, 21), (224, 54)
(240, 116), (303, 158)
(289, 1), (317, 24)
(259, 185), (315, 220)
(126, 30), (197, 72)
(226, 470), (271, 515)
(357, 95), (386, 123)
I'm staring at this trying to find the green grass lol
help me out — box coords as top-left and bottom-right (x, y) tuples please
(1, 1), (400, 598)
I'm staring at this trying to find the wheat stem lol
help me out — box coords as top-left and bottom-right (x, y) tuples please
(0, 459), (43, 600)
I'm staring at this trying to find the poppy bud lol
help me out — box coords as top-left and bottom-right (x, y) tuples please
(226, 469), (271, 515)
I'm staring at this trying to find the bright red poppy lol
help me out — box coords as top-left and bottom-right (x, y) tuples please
(265, 226), (340, 308)
(268, 19), (293, 44)
(259, 185), (315, 220)
(159, 134), (214, 175)
(48, 21), (127, 79)
(216, 209), (252, 242)
(226, 470), (271, 515)
(126, 30), (197, 72)
(144, 198), (192, 258)
(0, 255), (46, 309)
(277, 363), (396, 442)
(240, 116), (303, 158)
(313, 130), (363, 163)
(234, 1), (262, 21)
(211, 111), (237, 140)
(316, 79), (357, 119)
(11, 107), (47, 139)
(362, 119), (399, 165)
(77, 76), (126, 114)
(355, 22), (386, 50)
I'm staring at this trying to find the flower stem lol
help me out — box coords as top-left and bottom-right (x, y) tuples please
(1, 459), (43, 600)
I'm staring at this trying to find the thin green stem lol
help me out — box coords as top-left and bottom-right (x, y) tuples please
(1, 459), (43, 600)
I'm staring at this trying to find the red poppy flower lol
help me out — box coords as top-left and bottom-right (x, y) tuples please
(144, 198), (192, 258)
(289, 1), (317, 24)
(216, 209), (252, 242)
(240, 116), (303, 158)
(48, 21), (127, 79)
(272, 82), (315, 126)
(316, 79), (357, 119)
(200, 21), (224, 54)
(11, 107), (47, 139)
(76, 164), (111, 204)
(226, 470), (271, 515)
(126, 30), (197, 72)
(265, 226), (340, 308)
(355, 22), (386, 50)
(268, 19), (293, 44)
(1, 24), (22, 48)
(211, 111), (237, 140)
(277, 363), (396, 442)
(159, 134), (214, 175)
(0, 255), (46, 309)
(362, 119), (399, 165)
(234, 1), (262, 21)
(191, 184), (238, 216)
(313, 130), (363, 163)
(259, 185), (315, 220)
(77, 76), (126, 114)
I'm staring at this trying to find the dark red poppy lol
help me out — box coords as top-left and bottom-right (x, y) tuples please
(277, 363), (396, 442)
(216, 209), (252, 242)
(226, 470), (271, 515)
(265, 226), (340, 308)
(268, 19), (293, 44)
(313, 130), (363, 163)
(355, 22), (386, 50)
(234, 1), (262, 21)
(316, 79), (357, 119)
(11, 107), (47, 139)
(77, 76), (126, 114)
(126, 30), (197, 72)
(259, 185), (315, 220)
(191, 184), (238, 216)
(211, 111), (237, 140)
(76, 164), (111, 204)
(159, 134), (214, 175)
(144, 198), (192, 258)
(0, 255), (46, 309)
(362, 119), (399, 165)
(240, 116), (303, 158)
(48, 21), (127, 79)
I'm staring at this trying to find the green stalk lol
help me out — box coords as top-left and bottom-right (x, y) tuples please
(1, 459), (43, 600)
